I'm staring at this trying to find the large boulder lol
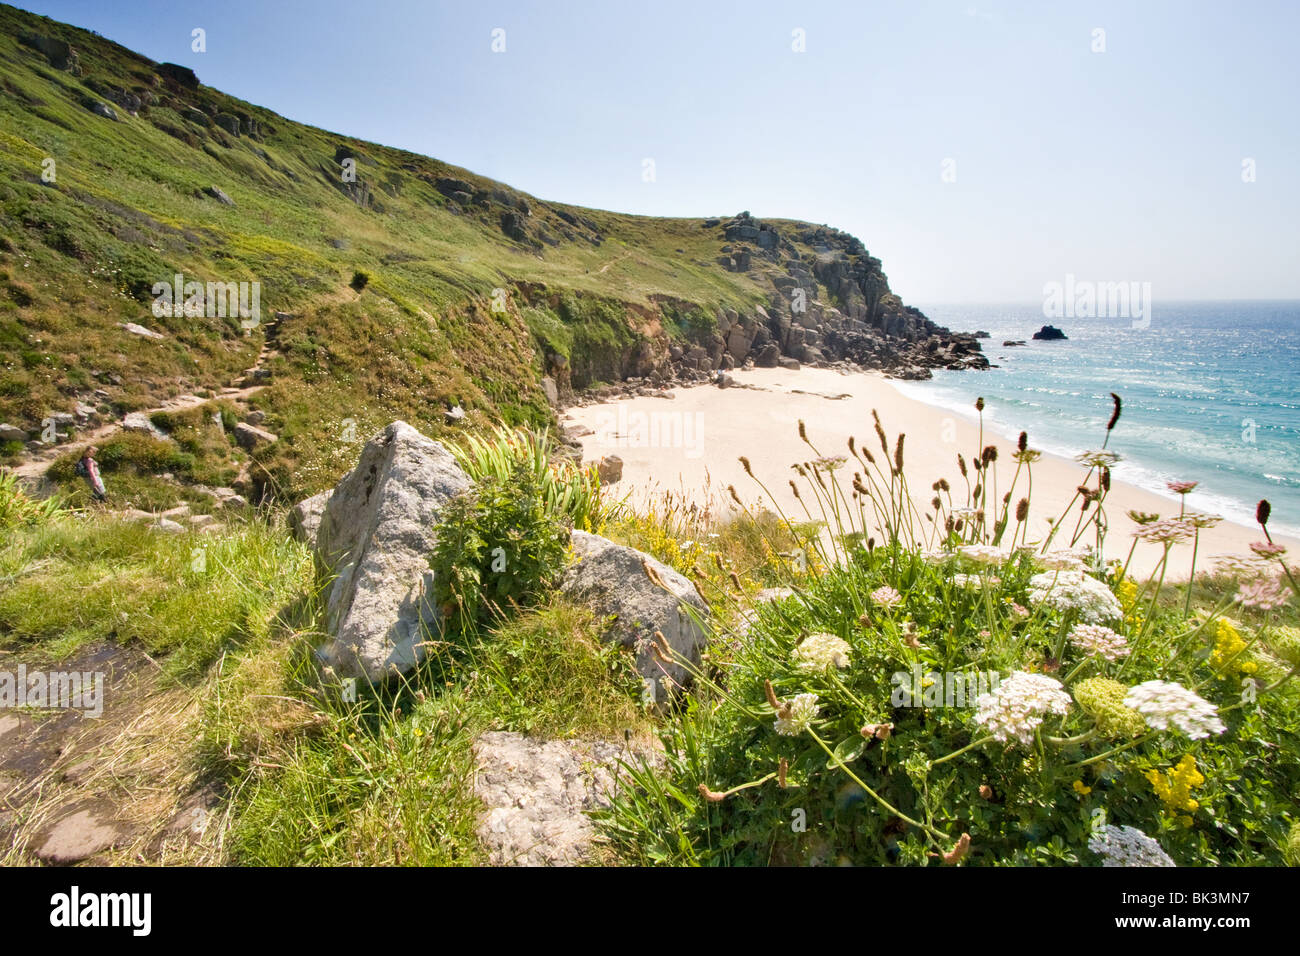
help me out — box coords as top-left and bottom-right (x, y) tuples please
(559, 531), (709, 699)
(314, 422), (471, 680)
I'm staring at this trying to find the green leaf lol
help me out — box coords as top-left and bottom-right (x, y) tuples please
(827, 734), (866, 769)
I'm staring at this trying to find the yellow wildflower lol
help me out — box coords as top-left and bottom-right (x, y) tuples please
(1146, 755), (1204, 817)
(1073, 780), (1092, 796)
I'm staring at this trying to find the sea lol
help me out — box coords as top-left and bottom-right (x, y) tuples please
(892, 301), (1300, 537)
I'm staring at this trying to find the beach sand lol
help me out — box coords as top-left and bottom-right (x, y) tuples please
(565, 367), (1299, 580)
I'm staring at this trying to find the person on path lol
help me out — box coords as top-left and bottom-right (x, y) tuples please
(76, 445), (107, 502)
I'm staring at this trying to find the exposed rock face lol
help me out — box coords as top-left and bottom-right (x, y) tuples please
(473, 731), (635, 866)
(19, 32), (78, 71)
(314, 421), (471, 681)
(559, 531), (709, 698)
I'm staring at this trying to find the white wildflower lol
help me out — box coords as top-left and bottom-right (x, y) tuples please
(1076, 449), (1122, 468)
(1069, 624), (1130, 662)
(1088, 825), (1175, 867)
(957, 544), (1010, 566)
(1027, 569), (1123, 623)
(870, 585), (902, 607)
(1123, 680), (1225, 739)
(774, 693), (819, 736)
(793, 633), (851, 672)
(973, 671), (1072, 746)
(952, 573), (1000, 588)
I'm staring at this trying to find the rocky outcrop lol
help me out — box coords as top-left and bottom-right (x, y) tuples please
(1032, 325), (1068, 341)
(313, 421), (471, 681)
(559, 531), (709, 698)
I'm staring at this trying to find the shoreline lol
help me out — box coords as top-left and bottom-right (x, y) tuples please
(564, 366), (1300, 580)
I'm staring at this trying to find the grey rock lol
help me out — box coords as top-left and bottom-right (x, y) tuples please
(0, 423), (28, 442)
(121, 412), (167, 440)
(559, 531), (709, 697)
(541, 376), (559, 408)
(205, 185), (235, 206)
(36, 809), (121, 864)
(288, 490), (330, 549)
(118, 322), (165, 340)
(444, 405), (466, 425)
(234, 422), (277, 449)
(473, 731), (643, 866)
(149, 518), (186, 534)
(315, 421), (471, 681)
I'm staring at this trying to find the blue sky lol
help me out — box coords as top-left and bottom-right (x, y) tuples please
(14, 0), (1300, 303)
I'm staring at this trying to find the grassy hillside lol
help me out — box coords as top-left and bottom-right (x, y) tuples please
(0, 3), (976, 504)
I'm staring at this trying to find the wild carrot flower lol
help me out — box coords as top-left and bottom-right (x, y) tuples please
(973, 671), (1072, 746)
(1069, 624), (1130, 661)
(1089, 825), (1175, 867)
(1076, 449), (1122, 468)
(870, 585), (902, 607)
(1212, 552), (1270, 578)
(1028, 570), (1123, 623)
(1249, 541), (1287, 559)
(1236, 575), (1290, 611)
(1132, 517), (1195, 545)
(952, 573), (1000, 588)
(957, 544), (1009, 566)
(1183, 512), (1221, 530)
(1073, 677), (1145, 738)
(774, 693), (819, 736)
(1037, 551), (1086, 572)
(1127, 510), (1160, 525)
(1123, 680), (1225, 739)
(1167, 480), (1198, 495)
(793, 633), (852, 672)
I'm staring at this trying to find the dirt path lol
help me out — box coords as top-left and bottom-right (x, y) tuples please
(11, 312), (285, 484)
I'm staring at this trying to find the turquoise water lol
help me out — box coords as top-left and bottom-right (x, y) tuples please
(895, 301), (1300, 536)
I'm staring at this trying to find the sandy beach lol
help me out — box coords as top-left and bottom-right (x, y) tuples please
(565, 367), (1299, 580)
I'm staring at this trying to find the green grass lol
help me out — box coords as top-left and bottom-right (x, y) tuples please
(0, 512), (312, 676)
